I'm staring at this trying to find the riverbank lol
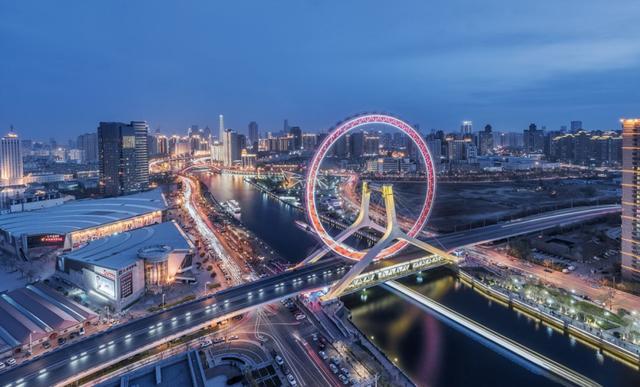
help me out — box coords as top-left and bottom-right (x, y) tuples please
(458, 269), (640, 369)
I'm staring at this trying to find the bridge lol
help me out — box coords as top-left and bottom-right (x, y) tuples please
(0, 204), (619, 387)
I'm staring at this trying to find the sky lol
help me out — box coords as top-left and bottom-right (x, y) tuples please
(1, 0), (639, 140)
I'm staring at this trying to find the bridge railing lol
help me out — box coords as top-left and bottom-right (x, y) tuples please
(344, 254), (448, 293)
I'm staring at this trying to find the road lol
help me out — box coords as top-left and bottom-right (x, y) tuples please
(467, 245), (640, 313)
(0, 258), (347, 387)
(0, 204), (620, 386)
(425, 204), (621, 252)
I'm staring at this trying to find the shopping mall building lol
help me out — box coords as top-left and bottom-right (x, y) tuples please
(0, 189), (167, 259)
(55, 221), (195, 311)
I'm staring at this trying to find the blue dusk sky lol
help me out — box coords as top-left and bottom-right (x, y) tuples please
(1, 0), (639, 140)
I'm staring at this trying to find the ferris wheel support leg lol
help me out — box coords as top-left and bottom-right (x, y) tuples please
(322, 232), (395, 300)
(295, 183), (374, 269)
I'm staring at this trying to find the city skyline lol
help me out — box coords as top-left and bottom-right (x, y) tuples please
(0, 2), (639, 386)
(2, 1), (639, 138)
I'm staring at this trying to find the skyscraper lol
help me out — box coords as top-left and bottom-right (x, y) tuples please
(478, 124), (494, 155)
(289, 126), (302, 151)
(98, 121), (149, 196)
(0, 129), (23, 186)
(248, 121), (259, 144)
(219, 114), (225, 141)
(621, 118), (640, 283)
(349, 131), (364, 158)
(222, 130), (241, 167)
(77, 132), (99, 163)
(523, 123), (544, 153)
(570, 120), (583, 133)
(461, 121), (473, 135)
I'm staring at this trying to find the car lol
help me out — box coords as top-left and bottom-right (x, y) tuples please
(287, 374), (297, 386)
(338, 374), (349, 384)
(0, 362), (5, 370)
(213, 337), (225, 344)
(318, 350), (328, 360)
(5, 358), (16, 366)
(79, 327), (85, 336)
(228, 335), (239, 341)
(329, 364), (338, 374)
(57, 337), (66, 345)
(295, 314), (306, 321)
(330, 356), (340, 365)
(275, 355), (284, 366)
(341, 367), (350, 376)
(42, 341), (51, 349)
(200, 340), (212, 348)
(311, 333), (318, 342)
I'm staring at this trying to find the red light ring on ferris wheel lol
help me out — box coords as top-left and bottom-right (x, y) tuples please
(305, 114), (436, 261)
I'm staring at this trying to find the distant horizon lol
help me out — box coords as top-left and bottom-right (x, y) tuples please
(2, 116), (625, 144)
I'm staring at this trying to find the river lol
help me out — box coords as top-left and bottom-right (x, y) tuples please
(200, 172), (640, 387)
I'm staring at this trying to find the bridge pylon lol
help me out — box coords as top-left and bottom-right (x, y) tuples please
(295, 182), (384, 269)
(312, 184), (458, 300)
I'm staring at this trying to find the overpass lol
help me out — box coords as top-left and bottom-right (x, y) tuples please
(0, 204), (620, 386)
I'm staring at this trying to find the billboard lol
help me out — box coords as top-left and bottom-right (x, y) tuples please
(27, 234), (65, 248)
(95, 273), (116, 299)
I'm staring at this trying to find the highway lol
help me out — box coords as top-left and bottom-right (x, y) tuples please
(425, 204), (620, 252)
(0, 258), (347, 387)
(0, 204), (619, 386)
(384, 281), (601, 387)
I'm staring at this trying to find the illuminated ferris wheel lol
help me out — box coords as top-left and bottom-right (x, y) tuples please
(304, 113), (437, 262)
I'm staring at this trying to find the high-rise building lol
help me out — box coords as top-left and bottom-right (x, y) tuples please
(147, 135), (158, 156)
(478, 124), (494, 155)
(364, 135), (380, 156)
(248, 121), (259, 145)
(349, 131), (364, 158)
(218, 114), (225, 141)
(523, 123), (544, 153)
(570, 120), (583, 133)
(98, 121), (149, 196)
(222, 130), (241, 167)
(621, 118), (640, 283)
(157, 135), (168, 155)
(301, 133), (318, 151)
(77, 132), (99, 163)
(0, 129), (23, 186)
(461, 121), (473, 135)
(289, 126), (302, 150)
(333, 135), (348, 158)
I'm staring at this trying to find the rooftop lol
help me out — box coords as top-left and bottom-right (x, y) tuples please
(0, 283), (97, 350)
(0, 189), (167, 237)
(62, 221), (193, 270)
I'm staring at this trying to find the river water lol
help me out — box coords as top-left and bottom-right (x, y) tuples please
(201, 173), (640, 387)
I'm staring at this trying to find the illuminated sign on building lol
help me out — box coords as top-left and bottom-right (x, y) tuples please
(95, 273), (116, 299)
(27, 234), (65, 248)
